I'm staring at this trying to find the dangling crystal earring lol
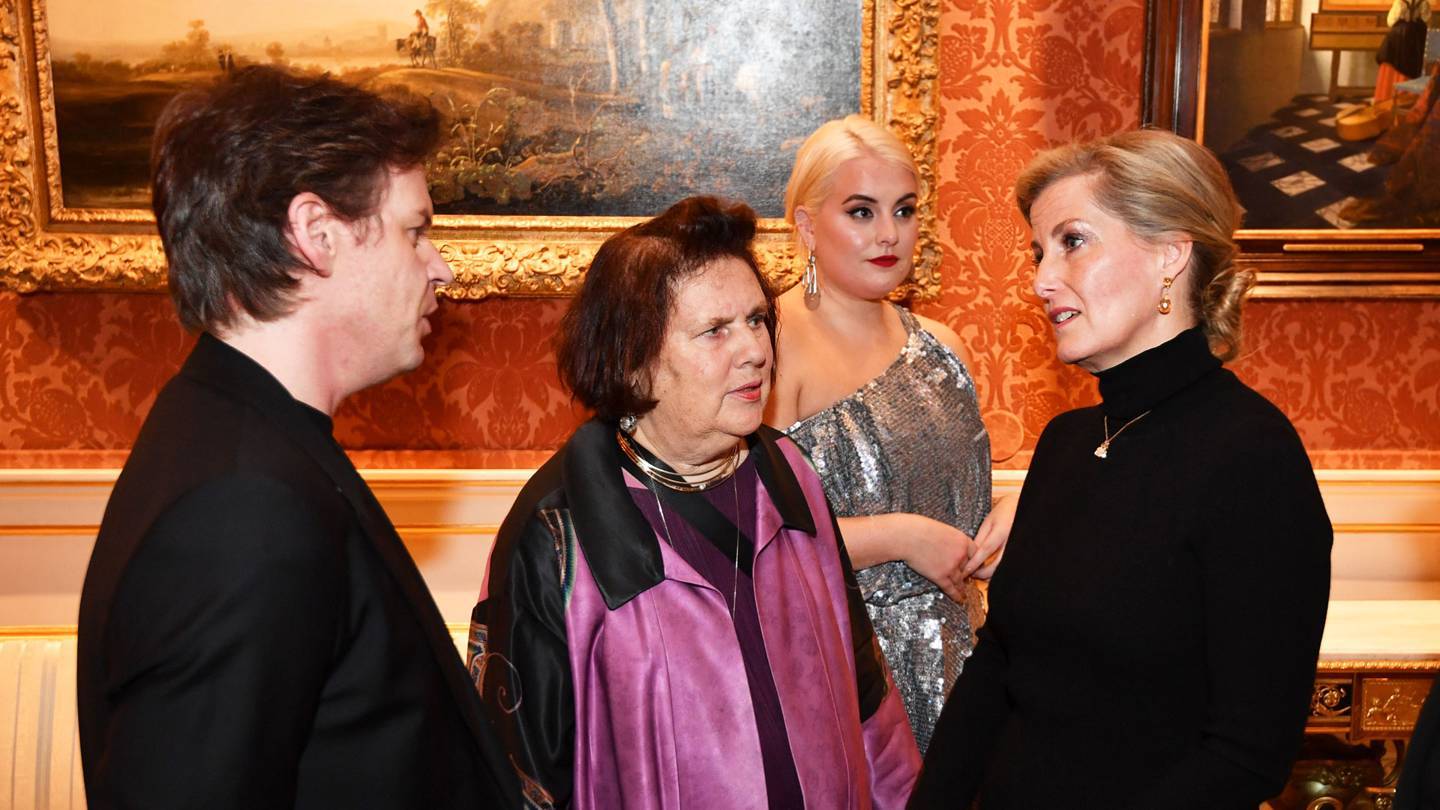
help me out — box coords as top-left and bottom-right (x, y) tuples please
(619, 414), (637, 433)
(802, 251), (820, 305)
(1157, 276), (1174, 315)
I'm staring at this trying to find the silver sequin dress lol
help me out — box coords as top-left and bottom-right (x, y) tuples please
(785, 306), (990, 754)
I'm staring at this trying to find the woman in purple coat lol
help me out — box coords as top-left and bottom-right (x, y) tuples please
(469, 196), (920, 809)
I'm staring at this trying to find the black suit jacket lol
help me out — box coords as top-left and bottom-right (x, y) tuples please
(77, 334), (517, 809)
(1397, 675), (1440, 810)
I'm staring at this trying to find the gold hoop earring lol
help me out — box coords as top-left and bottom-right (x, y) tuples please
(1157, 276), (1174, 315)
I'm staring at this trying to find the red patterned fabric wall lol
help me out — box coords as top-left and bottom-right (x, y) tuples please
(2, 0), (1437, 468)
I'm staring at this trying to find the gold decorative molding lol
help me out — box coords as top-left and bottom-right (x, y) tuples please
(437, 233), (805, 302)
(1357, 677), (1434, 736)
(0, 0), (18, 72)
(1317, 659), (1440, 673)
(1310, 681), (1352, 720)
(0, 0), (166, 292)
(0, 0), (940, 299)
(0, 624), (75, 637)
(873, 0), (940, 301)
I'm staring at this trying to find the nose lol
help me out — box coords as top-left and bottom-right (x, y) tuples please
(877, 214), (899, 247)
(737, 322), (770, 368)
(427, 241), (454, 286)
(1031, 252), (1057, 301)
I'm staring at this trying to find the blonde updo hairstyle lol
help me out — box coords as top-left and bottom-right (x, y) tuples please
(1014, 129), (1253, 361)
(784, 114), (922, 254)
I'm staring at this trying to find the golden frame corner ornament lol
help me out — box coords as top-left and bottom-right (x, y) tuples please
(0, 0), (941, 300)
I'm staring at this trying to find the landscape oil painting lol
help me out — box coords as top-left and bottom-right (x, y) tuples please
(46, 0), (862, 217)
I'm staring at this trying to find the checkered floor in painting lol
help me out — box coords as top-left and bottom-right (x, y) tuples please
(1217, 94), (1390, 229)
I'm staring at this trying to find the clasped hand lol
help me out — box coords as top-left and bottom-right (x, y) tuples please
(902, 493), (1017, 601)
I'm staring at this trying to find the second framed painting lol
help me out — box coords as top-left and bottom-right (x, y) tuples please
(1145, 0), (1440, 297)
(0, 0), (941, 298)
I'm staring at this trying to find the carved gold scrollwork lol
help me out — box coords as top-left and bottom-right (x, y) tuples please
(1358, 677), (1432, 735)
(0, 0), (940, 299)
(0, 0), (169, 292)
(877, 0), (939, 302)
(1310, 682), (1351, 719)
(0, 0), (19, 71)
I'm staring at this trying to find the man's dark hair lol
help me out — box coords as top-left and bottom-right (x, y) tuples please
(556, 195), (778, 422)
(150, 65), (441, 333)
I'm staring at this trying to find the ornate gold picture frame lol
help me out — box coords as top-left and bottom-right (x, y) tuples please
(1144, 0), (1440, 298)
(0, 0), (940, 299)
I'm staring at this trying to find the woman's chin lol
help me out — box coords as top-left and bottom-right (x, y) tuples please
(1053, 337), (1100, 371)
(721, 410), (765, 440)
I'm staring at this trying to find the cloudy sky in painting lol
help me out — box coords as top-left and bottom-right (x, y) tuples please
(47, 0), (455, 53)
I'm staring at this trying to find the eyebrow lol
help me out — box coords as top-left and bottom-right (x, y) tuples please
(1031, 218), (1082, 252)
(1048, 218), (1082, 240)
(697, 304), (768, 331)
(841, 192), (918, 206)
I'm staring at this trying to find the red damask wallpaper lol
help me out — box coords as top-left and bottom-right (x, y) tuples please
(2, 0), (1437, 469)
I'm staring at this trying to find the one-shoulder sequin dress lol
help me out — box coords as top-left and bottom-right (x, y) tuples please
(785, 306), (991, 754)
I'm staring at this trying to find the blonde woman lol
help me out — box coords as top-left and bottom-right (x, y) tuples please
(766, 116), (1013, 753)
(912, 129), (1331, 809)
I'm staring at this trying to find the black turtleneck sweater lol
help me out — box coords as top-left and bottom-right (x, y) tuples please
(910, 328), (1333, 809)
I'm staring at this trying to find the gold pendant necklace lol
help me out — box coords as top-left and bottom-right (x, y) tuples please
(1094, 410), (1152, 459)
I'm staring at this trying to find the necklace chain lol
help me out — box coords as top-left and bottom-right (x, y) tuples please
(617, 429), (742, 492)
(1094, 410), (1152, 459)
(617, 430), (743, 617)
(643, 467), (742, 618)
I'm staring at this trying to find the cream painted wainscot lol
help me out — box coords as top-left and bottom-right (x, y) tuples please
(1, 468), (1438, 809)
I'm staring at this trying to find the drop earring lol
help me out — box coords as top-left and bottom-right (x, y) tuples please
(803, 251), (820, 306)
(1157, 276), (1174, 315)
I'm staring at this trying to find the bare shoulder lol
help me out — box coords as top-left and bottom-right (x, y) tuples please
(913, 312), (970, 365)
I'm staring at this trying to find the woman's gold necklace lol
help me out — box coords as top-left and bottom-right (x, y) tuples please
(622, 430), (744, 617)
(645, 476), (742, 618)
(1094, 410), (1152, 459)
(616, 430), (742, 492)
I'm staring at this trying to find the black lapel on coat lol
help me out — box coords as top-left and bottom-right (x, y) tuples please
(752, 425), (817, 536)
(560, 420), (666, 611)
(560, 421), (820, 611)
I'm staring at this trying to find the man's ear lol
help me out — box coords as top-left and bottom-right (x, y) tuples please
(286, 192), (340, 277)
(793, 207), (817, 254)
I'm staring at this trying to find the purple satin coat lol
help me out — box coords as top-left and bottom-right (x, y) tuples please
(478, 423), (915, 807)
(564, 439), (919, 809)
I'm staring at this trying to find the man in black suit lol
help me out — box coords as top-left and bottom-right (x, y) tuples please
(1397, 675), (1440, 809)
(77, 66), (517, 809)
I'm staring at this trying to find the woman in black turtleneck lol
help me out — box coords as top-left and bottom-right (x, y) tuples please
(910, 130), (1332, 810)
